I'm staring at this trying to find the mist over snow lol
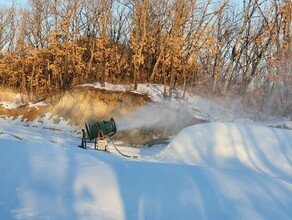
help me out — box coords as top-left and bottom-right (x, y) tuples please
(81, 83), (267, 131)
(115, 101), (194, 131)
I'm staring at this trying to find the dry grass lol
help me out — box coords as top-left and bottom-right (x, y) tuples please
(0, 86), (29, 103)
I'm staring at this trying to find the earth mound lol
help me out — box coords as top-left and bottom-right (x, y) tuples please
(0, 86), (150, 125)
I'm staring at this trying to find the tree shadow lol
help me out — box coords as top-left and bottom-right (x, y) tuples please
(3, 122), (292, 219)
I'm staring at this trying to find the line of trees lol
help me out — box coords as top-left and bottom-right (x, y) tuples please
(0, 0), (291, 115)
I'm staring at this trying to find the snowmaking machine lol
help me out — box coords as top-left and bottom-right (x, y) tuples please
(79, 118), (117, 151)
(79, 117), (138, 159)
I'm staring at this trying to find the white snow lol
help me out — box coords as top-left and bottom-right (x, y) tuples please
(28, 101), (48, 108)
(1, 119), (292, 220)
(156, 123), (292, 175)
(0, 102), (24, 109)
(0, 101), (47, 109)
(0, 83), (292, 220)
(80, 82), (166, 102)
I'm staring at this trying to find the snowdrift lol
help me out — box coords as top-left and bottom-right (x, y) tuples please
(157, 123), (292, 181)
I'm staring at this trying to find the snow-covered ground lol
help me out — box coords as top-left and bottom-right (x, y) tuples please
(0, 83), (292, 219)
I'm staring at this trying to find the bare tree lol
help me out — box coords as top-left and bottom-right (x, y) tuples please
(130, 0), (149, 90)
(222, 0), (258, 94)
(0, 5), (16, 51)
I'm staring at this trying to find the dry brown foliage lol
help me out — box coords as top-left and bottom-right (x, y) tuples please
(0, 0), (290, 116)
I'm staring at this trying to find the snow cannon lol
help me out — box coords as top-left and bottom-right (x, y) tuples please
(85, 118), (117, 140)
(80, 118), (117, 151)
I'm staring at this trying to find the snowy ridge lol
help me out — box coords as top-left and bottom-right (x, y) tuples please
(156, 123), (292, 181)
(79, 82), (167, 102)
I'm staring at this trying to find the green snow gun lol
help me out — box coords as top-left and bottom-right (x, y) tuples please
(80, 118), (117, 150)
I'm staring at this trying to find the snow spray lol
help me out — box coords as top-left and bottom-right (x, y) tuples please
(115, 101), (193, 132)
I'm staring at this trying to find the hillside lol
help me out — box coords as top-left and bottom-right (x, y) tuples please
(1, 83), (291, 146)
(0, 86), (150, 125)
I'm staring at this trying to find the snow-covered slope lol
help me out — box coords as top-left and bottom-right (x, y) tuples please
(1, 83), (292, 219)
(156, 123), (292, 179)
(1, 116), (292, 220)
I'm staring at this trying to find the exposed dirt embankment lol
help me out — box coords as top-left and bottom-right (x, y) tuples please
(47, 86), (151, 126)
(0, 86), (151, 126)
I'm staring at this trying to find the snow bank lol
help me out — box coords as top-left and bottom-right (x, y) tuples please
(1, 136), (292, 220)
(1, 121), (292, 219)
(0, 102), (24, 109)
(79, 82), (166, 102)
(157, 123), (292, 181)
(0, 101), (47, 109)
